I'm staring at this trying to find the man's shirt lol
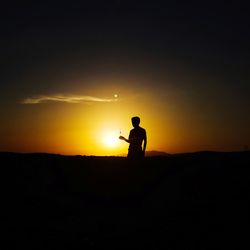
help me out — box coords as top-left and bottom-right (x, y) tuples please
(128, 126), (146, 152)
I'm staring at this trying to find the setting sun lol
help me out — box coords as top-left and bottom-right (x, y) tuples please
(103, 132), (119, 148)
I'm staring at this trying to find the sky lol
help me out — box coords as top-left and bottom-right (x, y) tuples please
(0, 0), (250, 155)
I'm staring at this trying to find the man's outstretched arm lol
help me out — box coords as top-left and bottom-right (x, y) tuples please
(119, 136), (130, 143)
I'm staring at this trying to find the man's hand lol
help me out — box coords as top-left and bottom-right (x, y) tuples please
(119, 136), (126, 140)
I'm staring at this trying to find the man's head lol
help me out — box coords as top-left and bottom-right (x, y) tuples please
(131, 116), (140, 128)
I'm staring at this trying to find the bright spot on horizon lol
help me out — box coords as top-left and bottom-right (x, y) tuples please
(103, 132), (119, 148)
(114, 94), (118, 98)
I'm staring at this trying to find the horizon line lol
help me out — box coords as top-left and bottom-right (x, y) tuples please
(1, 150), (249, 157)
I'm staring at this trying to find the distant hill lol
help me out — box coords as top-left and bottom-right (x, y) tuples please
(145, 150), (170, 156)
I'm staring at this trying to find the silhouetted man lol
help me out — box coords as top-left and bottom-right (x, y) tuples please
(119, 116), (147, 159)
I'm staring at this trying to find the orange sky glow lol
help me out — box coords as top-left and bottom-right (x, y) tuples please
(1, 74), (249, 155)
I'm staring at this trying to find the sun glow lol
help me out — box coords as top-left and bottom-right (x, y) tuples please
(103, 132), (119, 147)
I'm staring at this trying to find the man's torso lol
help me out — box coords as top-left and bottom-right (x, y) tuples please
(128, 127), (146, 151)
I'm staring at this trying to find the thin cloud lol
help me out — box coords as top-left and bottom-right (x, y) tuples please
(21, 94), (118, 104)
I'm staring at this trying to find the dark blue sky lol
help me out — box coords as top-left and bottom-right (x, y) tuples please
(2, 1), (249, 89)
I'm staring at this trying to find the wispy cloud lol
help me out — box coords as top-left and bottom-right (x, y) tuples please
(21, 94), (118, 104)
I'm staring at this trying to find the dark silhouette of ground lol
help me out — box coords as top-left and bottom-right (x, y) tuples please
(1, 151), (250, 249)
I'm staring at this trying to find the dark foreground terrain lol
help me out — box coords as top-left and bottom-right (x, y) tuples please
(1, 152), (250, 249)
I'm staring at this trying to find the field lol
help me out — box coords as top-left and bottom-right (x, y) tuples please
(2, 152), (250, 249)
